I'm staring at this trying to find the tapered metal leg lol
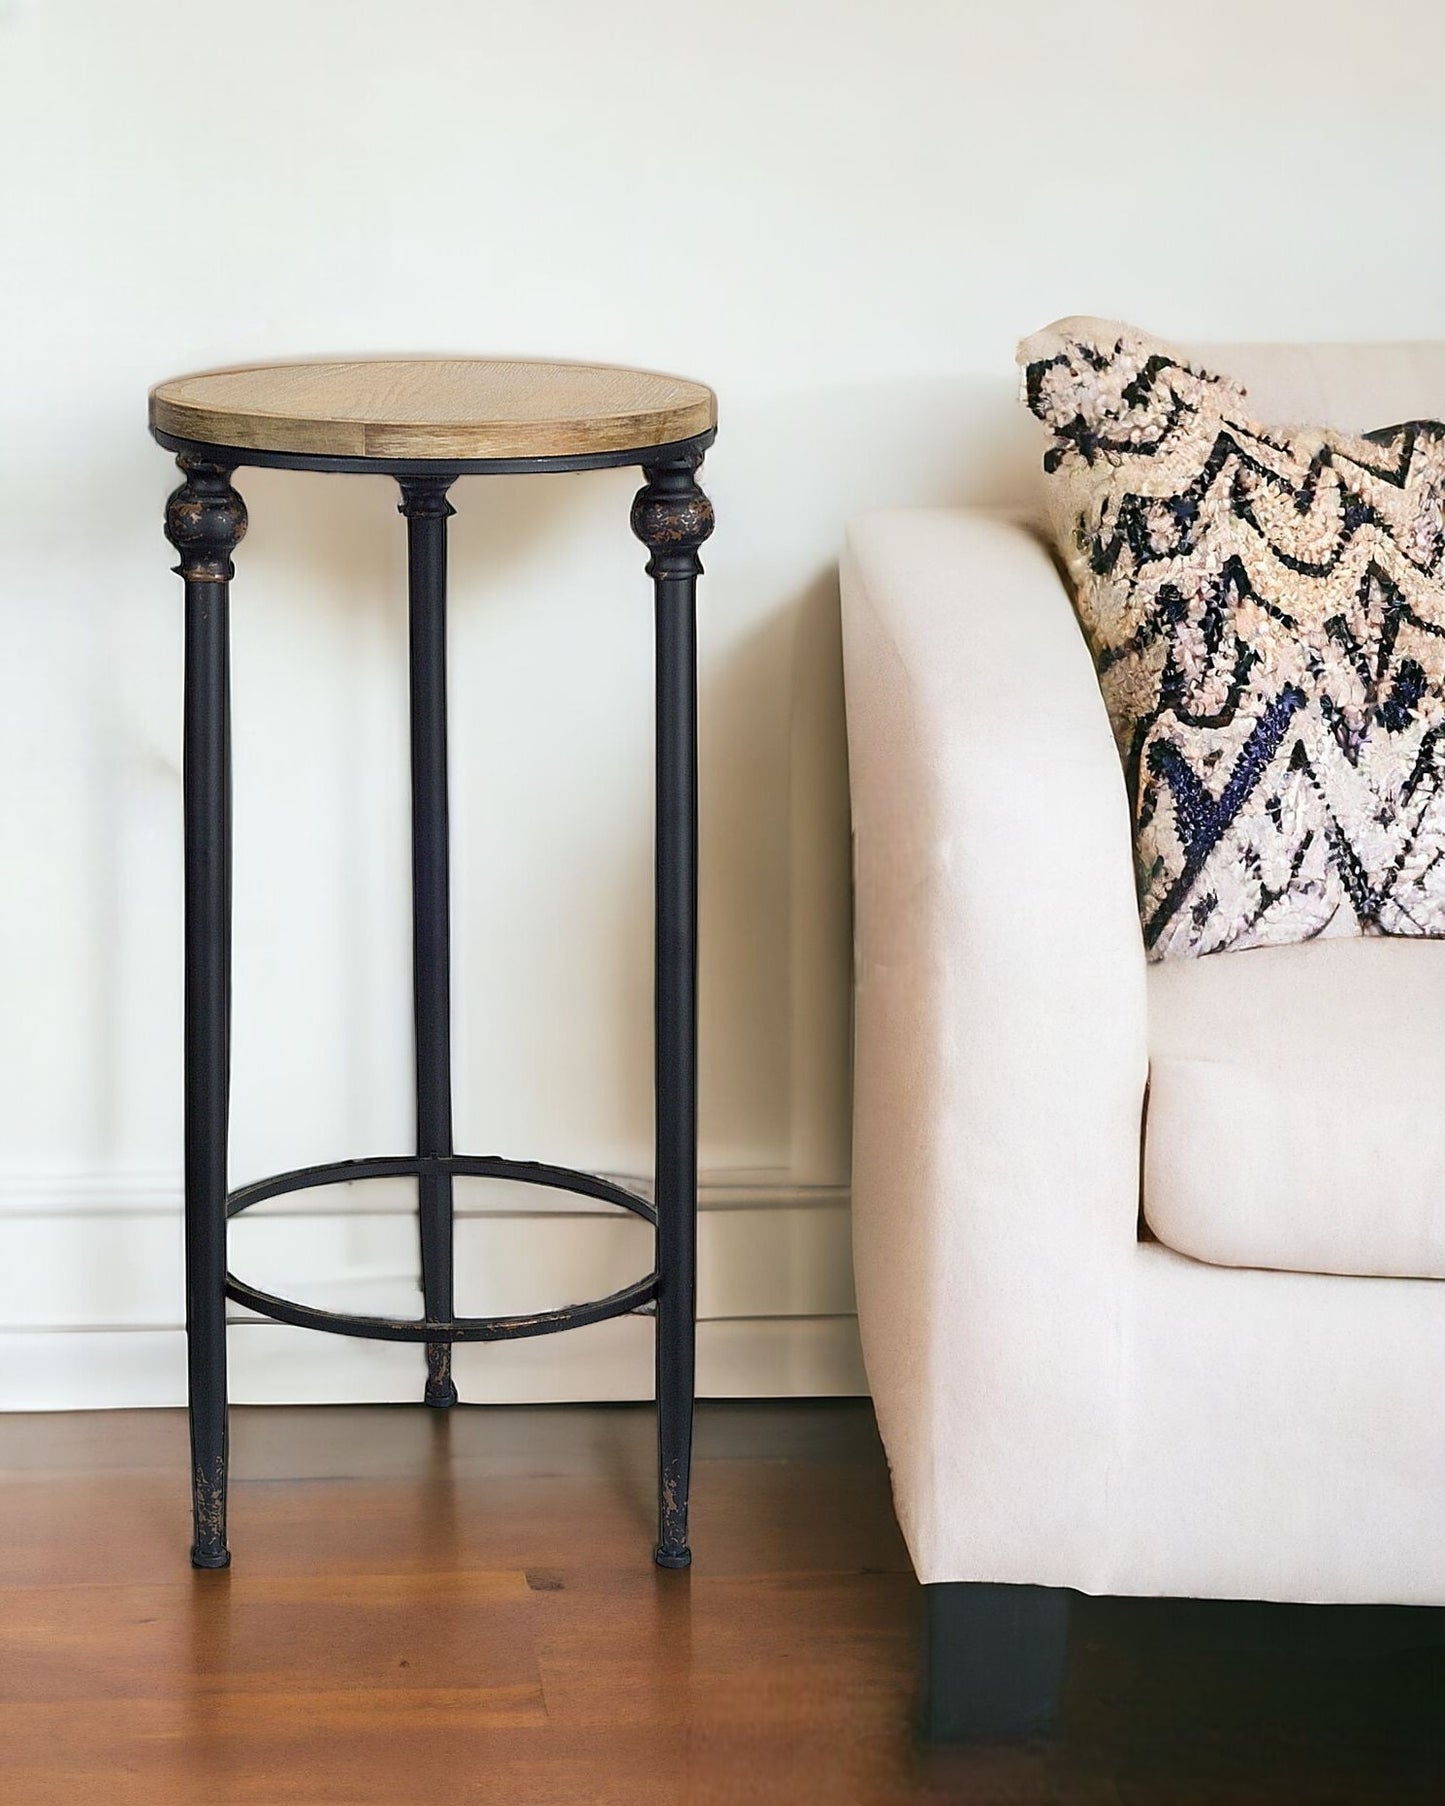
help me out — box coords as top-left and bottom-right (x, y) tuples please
(632, 454), (713, 1568)
(167, 458), (247, 1568)
(399, 477), (459, 1407)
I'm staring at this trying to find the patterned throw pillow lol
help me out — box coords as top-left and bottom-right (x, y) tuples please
(1019, 316), (1445, 960)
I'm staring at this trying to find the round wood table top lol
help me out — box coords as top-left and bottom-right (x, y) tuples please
(149, 357), (717, 465)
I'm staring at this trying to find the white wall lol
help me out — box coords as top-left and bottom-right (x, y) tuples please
(2, 0), (1442, 1405)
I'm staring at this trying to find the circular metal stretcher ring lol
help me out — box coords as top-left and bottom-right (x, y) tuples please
(224, 1154), (658, 1344)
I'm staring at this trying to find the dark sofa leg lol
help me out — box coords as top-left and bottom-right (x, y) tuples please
(922, 1582), (1071, 1741)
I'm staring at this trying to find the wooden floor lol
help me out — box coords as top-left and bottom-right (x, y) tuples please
(0, 1402), (1440, 1804)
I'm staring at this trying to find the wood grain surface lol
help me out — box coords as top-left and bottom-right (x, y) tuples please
(0, 1402), (1439, 1804)
(148, 359), (717, 461)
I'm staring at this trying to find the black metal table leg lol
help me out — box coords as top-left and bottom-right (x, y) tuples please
(399, 477), (460, 1408)
(632, 452), (714, 1568)
(166, 457), (247, 1568)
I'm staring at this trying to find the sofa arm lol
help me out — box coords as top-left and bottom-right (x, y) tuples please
(841, 508), (1148, 1588)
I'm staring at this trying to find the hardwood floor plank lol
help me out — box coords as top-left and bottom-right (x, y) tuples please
(0, 1402), (1439, 1804)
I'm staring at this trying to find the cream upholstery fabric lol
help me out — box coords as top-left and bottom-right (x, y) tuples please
(1147, 939), (1445, 1278)
(842, 345), (1445, 1604)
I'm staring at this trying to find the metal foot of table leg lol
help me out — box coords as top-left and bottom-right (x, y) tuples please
(424, 1343), (459, 1408)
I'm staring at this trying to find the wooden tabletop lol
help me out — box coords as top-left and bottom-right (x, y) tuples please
(149, 357), (717, 463)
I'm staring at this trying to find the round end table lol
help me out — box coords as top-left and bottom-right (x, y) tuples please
(150, 357), (716, 1571)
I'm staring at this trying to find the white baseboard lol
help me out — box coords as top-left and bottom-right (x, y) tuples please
(0, 1315), (866, 1410)
(0, 1168), (863, 1408)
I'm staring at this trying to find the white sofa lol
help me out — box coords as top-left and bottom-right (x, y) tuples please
(841, 343), (1445, 1736)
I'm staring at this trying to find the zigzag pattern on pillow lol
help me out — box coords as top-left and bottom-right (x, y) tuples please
(1019, 317), (1445, 959)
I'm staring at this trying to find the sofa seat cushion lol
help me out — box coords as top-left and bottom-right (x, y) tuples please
(1144, 938), (1445, 1278)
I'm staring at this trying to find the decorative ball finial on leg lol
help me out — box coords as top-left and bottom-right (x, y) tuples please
(630, 449), (715, 577)
(165, 457), (248, 581)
